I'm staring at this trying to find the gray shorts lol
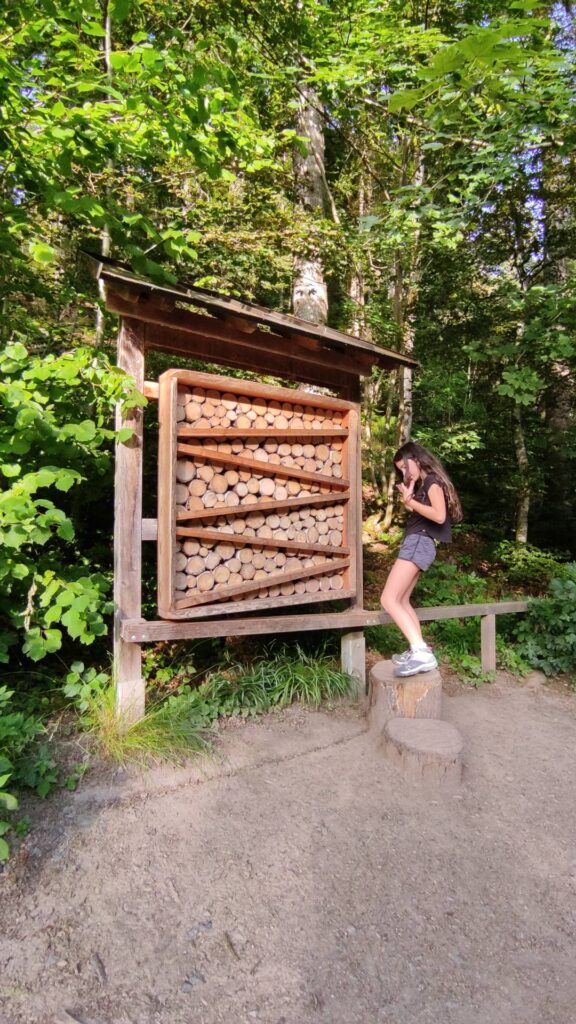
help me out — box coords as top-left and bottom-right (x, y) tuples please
(397, 533), (437, 571)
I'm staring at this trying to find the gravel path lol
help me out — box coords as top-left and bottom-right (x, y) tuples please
(1, 675), (575, 1024)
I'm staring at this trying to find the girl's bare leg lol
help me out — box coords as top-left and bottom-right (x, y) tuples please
(380, 559), (424, 647)
(399, 571), (422, 638)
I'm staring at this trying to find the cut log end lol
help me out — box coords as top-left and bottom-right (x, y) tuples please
(382, 718), (464, 789)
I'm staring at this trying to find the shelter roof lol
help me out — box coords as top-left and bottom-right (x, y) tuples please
(85, 253), (417, 391)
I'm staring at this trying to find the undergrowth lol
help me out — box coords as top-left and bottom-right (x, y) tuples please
(68, 645), (352, 764)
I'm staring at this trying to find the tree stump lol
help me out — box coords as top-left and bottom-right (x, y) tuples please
(382, 718), (464, 788)
(368, 659), (442, 734)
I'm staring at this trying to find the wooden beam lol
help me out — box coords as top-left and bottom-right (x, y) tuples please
(105, 289), (367, 381)
(113, 318), (145, 723)
(177, 442), (349, 491)
(341, 631), (367, 699)
(121, 600), (529, 642)
(176, 490), (351, 523)
(172, 558), (350, 612)
(146, 321), (355, 391)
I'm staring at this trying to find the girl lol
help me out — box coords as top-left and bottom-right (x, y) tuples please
(380, 442), (462, 677)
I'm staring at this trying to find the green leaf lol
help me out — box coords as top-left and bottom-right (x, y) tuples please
(111, 0), (132, 21)
(81, 22), (107, 37)
(30, 242), (57, 265)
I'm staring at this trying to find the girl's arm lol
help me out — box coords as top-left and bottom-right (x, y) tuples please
(402, 483), (446, 524)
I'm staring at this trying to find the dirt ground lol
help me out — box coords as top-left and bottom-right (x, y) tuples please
(1, 671), (576, 1024)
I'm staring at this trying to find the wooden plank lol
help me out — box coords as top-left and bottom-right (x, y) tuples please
(177, 427), (349, 440)
(176, 525), (349, 557)
(122, 603), (360, 641)
(177, 442), (349, 491)
(164, 366), (354, 411)
(158, 587), (355, 622)
(176, 491), (351, 523)
(113, 318), (145, 723)
(106, 292), (362, 390)
(146, 322), (355, 391)
(157, 372), (178, 620)
(173, 557), (350, 611)
(121, 601), (529, 642)
(144, 380), (159, 400)
(481, 614), (497, 672)
(142, 518), (157, 541)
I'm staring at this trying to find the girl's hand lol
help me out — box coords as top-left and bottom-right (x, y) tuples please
(397, 482), (414, 504)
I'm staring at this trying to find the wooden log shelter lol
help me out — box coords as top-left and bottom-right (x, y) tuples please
(85, 253), (417, 720)
(85, 255), (525, 728)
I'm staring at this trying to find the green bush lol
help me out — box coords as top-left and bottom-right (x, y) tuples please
(515, 565), (576, 678)
(416, 560), (490, 606)
(491, 540), (569, 589)
(0, 684), (53, 858)
(0, 342), (145, 664)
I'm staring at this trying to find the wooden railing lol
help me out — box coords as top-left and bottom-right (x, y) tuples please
(122, 600), (529, 693)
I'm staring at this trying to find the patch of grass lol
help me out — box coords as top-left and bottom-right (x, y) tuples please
(81, 686), (212, 767)
(74, 645), (352, 765)
(202, 645), (352, 717)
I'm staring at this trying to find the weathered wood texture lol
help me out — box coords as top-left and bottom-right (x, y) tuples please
(341, 631), (366, 699)
(100, 273), (416, 372)
(368, 659), (442, 734)
(481, 613), (496, 672)
(382, 718), (464, 788)
(121, 600), (528, 643)
(158, 368), (358, 620)
(113, 319), (145, 723)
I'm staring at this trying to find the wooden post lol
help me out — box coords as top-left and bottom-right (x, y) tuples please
(341, 630), (366, 700)
(339, 380), (366, 697)
(481, 613), (496, 672)
(114, 317), (146, 723)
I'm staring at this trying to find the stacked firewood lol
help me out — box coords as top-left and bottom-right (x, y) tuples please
(170, 384), (349, 606)
(176, 387), (344, 431)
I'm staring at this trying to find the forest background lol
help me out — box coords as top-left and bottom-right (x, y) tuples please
(1, 0), (576, 844)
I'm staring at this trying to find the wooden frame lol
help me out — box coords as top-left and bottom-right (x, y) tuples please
(157, 368), (358, 620)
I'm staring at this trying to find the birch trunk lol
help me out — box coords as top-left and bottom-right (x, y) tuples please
(292, 83), (328, 325)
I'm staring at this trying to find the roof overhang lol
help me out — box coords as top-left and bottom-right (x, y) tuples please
(84, 252), (417, 391)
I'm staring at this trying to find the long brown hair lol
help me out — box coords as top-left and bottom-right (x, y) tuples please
(394, 441), (463, 524)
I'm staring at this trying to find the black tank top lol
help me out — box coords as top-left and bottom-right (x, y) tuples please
(405, 473), (452, 543)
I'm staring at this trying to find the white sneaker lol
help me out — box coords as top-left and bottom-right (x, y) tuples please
(394, 649), (438, 677)
(392, 645), (432, 666)
(391, 648), (412, 665)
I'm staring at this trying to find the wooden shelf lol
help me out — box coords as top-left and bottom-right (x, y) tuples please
(176, 491), (350, 523)
(176, 526), (349, 558)
(177, 442), (349, 490)
(177, 427), (348, 439)
(174, 557), (350, 611)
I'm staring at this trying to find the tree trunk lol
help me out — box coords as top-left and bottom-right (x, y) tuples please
(292, 83), (328, 324)
(514, 407), (530, 544)
(382, 146), (424, 525)
(96, 0), (113, 343)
